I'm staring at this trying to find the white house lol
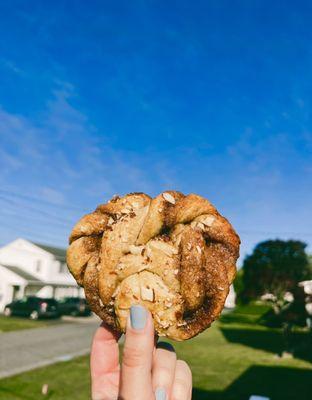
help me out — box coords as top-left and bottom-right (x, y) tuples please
(0, 237), (237, 313)
(0, 238), (82, 312)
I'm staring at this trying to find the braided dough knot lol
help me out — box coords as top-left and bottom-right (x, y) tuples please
(67, 191), (240, 340)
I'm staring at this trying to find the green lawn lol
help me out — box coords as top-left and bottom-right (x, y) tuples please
(1, 306), (312, 400)
(0, 315), (62, 333)
(219, 303), (271, 325)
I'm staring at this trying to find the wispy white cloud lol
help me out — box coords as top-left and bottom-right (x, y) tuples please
(0, 81), (179, 247)
(40, 187), (66, 205)
(0, 76), (177, 247)
(0, 58), (25, 75)
(0, 147), (23, 172)
(0, 81), (311, 258)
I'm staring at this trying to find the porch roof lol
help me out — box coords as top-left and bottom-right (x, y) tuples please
(2, 264), (43, 283)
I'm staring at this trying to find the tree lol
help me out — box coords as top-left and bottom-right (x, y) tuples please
(240, 239), (311, 303)
(239, 240), (312, 354)
(233, 268), (244, 305)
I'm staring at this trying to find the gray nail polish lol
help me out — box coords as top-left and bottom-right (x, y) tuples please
(155, 387), (167, 400)
(156, 342), (175, 353)
(130, 305), (147, 330)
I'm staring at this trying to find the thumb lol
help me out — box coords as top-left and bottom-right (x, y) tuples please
(119, 305), (155, 400)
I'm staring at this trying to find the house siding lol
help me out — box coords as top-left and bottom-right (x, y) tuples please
(0, 238), (80, 312)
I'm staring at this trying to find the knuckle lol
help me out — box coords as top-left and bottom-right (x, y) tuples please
(122, 344), (146, 368)
(177, 359), (188, 369)
(155, 347), (177, 362)
(177, 360), (192, 380)
(171, 380), (189, 400)
(154, 365), (174, 379)
(171, 360), (192, 399)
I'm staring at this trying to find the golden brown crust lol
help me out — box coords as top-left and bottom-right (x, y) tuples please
(66, 191), (240, 340)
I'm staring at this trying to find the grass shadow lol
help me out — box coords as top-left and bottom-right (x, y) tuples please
(193, 365), (312, 399)
(220, 326), (312, 363)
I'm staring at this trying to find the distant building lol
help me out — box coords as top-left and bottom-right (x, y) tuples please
(0, 237), (238, 313)
(225, 284), (236, 309)
(0, 238), (82, 312)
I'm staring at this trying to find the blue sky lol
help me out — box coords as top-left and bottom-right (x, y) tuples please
(0, 1), (311, 261)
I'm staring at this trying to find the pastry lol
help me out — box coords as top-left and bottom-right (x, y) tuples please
(67, 191), (240, 340)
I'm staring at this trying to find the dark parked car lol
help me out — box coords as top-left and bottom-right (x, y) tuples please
(57, 297), (91, 317)
(4, 296), (60, 319)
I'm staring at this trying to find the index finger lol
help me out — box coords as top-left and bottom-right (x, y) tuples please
(90, 322), (121, 400)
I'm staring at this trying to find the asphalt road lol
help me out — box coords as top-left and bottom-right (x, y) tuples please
(0, 317), (100, 379)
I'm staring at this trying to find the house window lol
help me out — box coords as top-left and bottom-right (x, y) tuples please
(36, 260), (42, 272)
(59, 263), (68, 274)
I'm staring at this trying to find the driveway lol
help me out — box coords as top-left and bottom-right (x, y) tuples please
(0, 317), (100, 379)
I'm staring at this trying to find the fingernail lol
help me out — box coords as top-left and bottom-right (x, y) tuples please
(130, 305), (147, 330)
(155, 387), (167, 400)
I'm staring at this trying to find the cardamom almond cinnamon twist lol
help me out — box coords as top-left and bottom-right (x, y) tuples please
(67, 191), (240, 340)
